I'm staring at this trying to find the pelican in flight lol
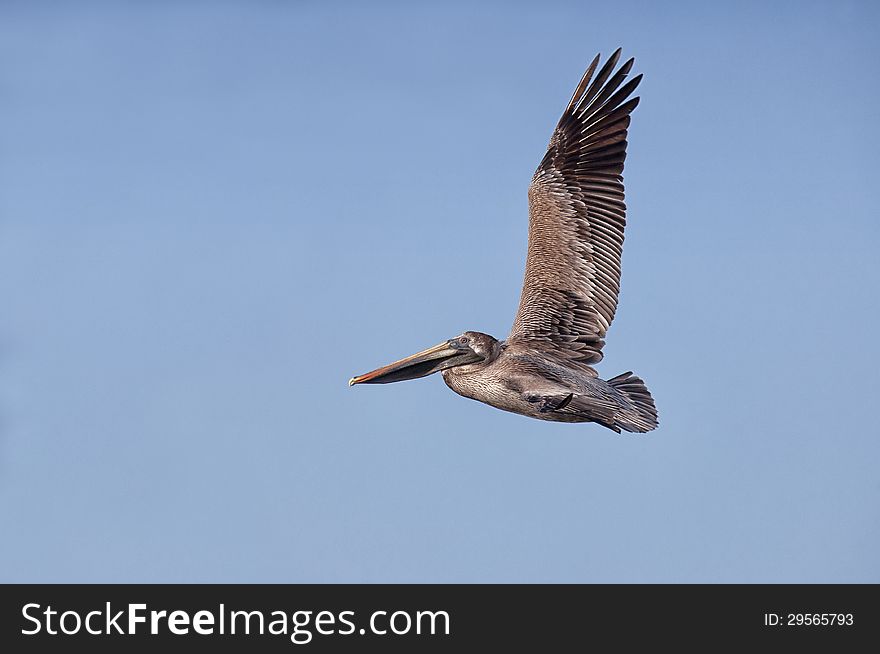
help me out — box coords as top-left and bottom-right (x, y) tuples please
(349, 49), (658, 433)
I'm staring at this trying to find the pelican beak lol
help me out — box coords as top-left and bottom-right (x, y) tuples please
(349, 340), (474, 386)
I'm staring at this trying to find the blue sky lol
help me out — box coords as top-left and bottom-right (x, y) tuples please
(1, 1), (878, 582)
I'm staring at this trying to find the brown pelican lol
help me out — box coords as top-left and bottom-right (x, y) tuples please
(349, 49), (658, 433)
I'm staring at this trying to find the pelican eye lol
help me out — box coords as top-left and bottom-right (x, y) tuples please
(459, 337), (469, 345)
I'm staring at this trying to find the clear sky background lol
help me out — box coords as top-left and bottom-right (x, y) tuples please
(1, 1), (878, 582)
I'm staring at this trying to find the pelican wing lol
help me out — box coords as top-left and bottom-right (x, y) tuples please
(508, 49), (642, 366)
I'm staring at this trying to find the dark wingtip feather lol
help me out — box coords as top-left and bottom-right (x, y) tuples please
(599, 73), (644, 115)
(565, 53), (601, 115)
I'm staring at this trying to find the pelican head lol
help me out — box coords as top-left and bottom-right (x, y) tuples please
(349, 331), (498, 386)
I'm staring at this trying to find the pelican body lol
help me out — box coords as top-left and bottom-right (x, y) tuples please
(350, 50), (658, 434)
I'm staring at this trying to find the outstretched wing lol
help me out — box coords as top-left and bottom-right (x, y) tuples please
(508, 49), (642, 367)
